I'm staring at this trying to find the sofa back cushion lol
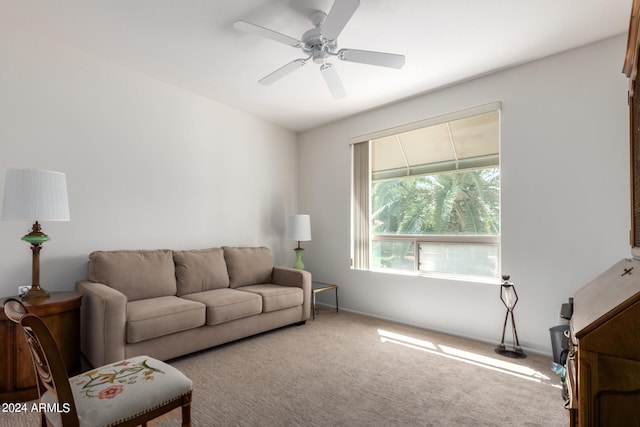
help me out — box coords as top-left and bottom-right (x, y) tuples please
(173, 248), (230, 296)
(223, 246), (273, 288)
(88, 250), (176, 301)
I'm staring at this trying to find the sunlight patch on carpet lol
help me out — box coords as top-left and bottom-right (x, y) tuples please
(378, 328), (560, 387)
(377, 329), (438, 350)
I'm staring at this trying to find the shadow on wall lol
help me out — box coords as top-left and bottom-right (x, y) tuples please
(264, 192), (288, 266)
(2, 255), (88, 296)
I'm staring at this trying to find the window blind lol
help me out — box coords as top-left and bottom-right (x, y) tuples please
(351, 141), (370, 270)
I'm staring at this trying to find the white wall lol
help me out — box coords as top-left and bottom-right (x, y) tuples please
(0, 26), (629, 355)
(0, 31), (299, 298)
(298, 35), (631, 354)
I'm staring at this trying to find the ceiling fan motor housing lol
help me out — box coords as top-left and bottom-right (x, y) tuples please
(302, 12), (338, 63)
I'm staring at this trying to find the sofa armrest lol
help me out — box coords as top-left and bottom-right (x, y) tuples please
(272, 267), (312, 320)
(76, 280), (127, 368)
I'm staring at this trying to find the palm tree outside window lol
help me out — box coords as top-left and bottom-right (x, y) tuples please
(351, 103), (501, 281)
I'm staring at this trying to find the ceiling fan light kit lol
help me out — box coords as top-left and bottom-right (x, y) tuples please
(233, 0), (405, 99)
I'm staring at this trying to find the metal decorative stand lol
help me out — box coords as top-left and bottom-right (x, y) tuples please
(495, 275), (526, 358)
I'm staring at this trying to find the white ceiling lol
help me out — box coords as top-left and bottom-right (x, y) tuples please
(2, 0), (633, 132)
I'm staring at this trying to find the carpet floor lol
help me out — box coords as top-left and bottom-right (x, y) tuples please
(1, 309), (567, 426)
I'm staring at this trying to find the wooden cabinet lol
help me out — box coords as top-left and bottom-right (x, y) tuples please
(566, 259), (640, 426)
(625, 0), (640, 251)
(564, 4), (640, 425)
(0, 292), (81, 402)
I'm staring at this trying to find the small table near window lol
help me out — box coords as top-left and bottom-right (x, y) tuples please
(311, 282), (339, 320)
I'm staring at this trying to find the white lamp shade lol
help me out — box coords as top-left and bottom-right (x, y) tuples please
(2, 169), (70, 221)
(286, 215), (311, 241)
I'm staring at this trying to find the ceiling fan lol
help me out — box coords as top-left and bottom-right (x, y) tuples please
(233, 0), (405, 99)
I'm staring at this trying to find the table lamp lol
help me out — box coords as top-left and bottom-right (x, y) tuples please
(286, 214), (311, 269)
(2, 169), (70, 300)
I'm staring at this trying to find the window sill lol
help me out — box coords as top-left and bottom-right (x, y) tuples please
(362, 267), (501, 285)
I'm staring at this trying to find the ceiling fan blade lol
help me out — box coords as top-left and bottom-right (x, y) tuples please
(259, 59), (306, 85)
(320, 63), (346, 99)
(233, 20), (301, 48)
(338, 49), (405, 69)
(322, 0), (360, 41)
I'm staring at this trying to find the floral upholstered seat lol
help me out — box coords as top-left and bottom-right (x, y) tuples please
(42, 356), (192, 427)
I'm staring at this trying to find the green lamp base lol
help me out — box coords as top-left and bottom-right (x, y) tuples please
(21, 220), (51, 245)
(19, 221), (51, 300)
(293, 248), (305, 270)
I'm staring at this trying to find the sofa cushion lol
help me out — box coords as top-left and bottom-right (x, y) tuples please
(88, 250), (176, 302)
(223, 246), (273, 288)
(126, 296), (205, 343)
(174, 248), (229, 296)
(236, 284), (303, 312)
(181, 288), (262, 326)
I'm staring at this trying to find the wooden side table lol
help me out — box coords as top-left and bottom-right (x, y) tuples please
(311, 282), (339, 320)
(0, 291), (82, 403)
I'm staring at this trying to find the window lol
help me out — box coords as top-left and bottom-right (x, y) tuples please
(351, 103), (500, 281)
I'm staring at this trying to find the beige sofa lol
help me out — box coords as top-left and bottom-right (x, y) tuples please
(76, 246), (311, 368)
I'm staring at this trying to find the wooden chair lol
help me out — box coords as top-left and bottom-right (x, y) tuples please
(3, 298), (192, 427)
